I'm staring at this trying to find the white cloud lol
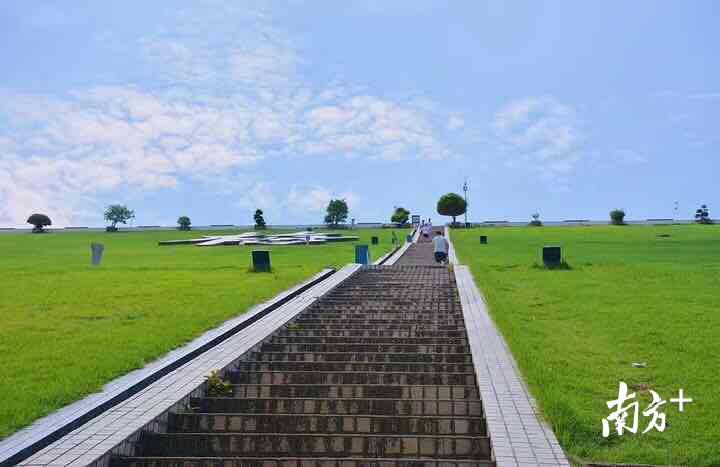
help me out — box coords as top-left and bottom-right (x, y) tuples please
(235, 182), (277, 211)
(287, 185), (359, 215)
(492, 96), (581, 177)
(0, 3), (463, 226)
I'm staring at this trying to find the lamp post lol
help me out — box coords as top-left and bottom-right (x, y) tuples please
(462, 179), (468, 227)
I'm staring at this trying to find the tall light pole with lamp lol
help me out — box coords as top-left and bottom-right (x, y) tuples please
(462, 179), (469, 227)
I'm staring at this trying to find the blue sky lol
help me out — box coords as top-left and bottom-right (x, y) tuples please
(1, 1), (718, 226)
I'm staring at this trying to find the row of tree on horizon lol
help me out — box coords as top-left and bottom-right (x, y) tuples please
(23, 197), (712, 233)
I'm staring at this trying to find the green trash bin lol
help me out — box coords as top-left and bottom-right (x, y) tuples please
(252, 250), (271, 272)
(542, 246), (561, 267)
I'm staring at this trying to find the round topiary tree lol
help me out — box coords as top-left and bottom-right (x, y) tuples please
(610, 209), (626, 225)
(177, 216), (192, 231)
(391, 207), (410, 225)
(27, 213), (52, 233)
(437, 193), (467, 226)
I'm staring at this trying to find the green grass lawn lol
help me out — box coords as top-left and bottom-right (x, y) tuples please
(452, 225), (720, 466)
(0, 227), (404, 439)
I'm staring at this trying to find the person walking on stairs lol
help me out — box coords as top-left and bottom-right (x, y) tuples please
(432, 230), (449, 264)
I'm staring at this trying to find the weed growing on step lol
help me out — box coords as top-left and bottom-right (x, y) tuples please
(205, 370), (232, 397)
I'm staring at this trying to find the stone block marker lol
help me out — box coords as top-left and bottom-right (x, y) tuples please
(90, 243), (104, 266)
(542, 246), (562, 267)
(480, 235), (488, 244)
(251, 250), (271, 272)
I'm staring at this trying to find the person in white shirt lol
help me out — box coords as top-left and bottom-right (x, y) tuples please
(432, 231), (449, 264)
(421, 220), (431, 242)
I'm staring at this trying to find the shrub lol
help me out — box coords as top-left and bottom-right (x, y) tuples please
(27, 213), (52, 233)
(205, 370), (232, 397)
(610, 209), (626, 225)
(177, 216), (192, 231)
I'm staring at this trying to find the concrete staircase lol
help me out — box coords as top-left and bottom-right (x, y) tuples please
(112, 266), (494, 466)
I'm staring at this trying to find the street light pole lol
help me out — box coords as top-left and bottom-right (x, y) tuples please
(462, 179), (468, 227)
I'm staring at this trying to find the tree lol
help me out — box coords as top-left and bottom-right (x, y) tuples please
(27, 213), (51, 233)
(254, 209), (266, 230)
(695, 204), (712, 224)
(436, 193), (467, 226)
(391, 207), (410, 225)
(324, 199), (349, 227)
(610, 209), (626, 225)
(104, 204), (135, 231)
(529, 212), (542, 227)
(177, 216), (192, 231)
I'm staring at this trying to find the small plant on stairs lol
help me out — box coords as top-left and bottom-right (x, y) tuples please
(205, 370), (232, 397)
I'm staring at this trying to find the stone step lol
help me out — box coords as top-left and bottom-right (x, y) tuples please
(297, 311), (463, 317)
(232, 362), (474, 373)
(228, 385), (479, 400)
(267, 332), (467, 345)
(110, 266), (492, 466)
(249, 353), (473, 364)
(137, 433), (492, 459)
(188, 398), (483, 416)
(308, 306), (460, 313)
(284, 324), (463, 331)
(275, 331), (467, 339)
(114, 456), (495, 467)
(292, 319), (466, 326)
(309, 307), (455, 311)
(310, 303), (459, 311)
(228, 372), (476, 386)
(298, 308), (461, 315)
(259, 344), (469, 354)
(170, 413), (486, 435)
